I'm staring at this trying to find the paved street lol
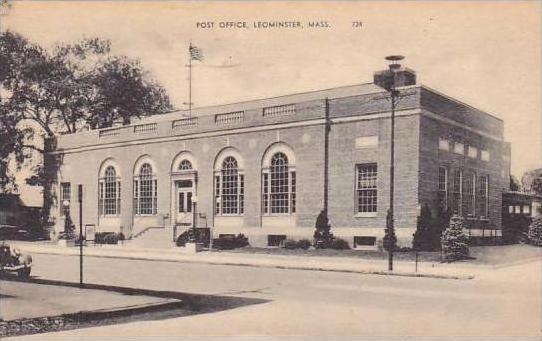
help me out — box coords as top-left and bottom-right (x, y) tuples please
(5, 253), (541, 339)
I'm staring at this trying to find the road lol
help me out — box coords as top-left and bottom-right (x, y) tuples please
(5, 253), (541, 339)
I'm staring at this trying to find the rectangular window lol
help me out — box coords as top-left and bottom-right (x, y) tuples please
(355, 136), (378, 149)
(452, 170), (462, 215)
(354, 236), (377, 247)
(481, 150), (490, 161)
(438, 138), (450, 151)
(453, 142), (465, 155)
(463, 173), (475, 216)
(479, 175), (489, 218)
(356, 164), (378, 214)
(523, 205), (531, 216)
(438, 167), (448, 210)
(467, 146), (478, 159)
(267, 234), (286, 247)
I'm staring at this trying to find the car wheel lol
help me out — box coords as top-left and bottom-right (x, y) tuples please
(18, 267), (30, 278)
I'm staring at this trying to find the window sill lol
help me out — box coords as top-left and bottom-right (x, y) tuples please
(354, 212), (377, 218)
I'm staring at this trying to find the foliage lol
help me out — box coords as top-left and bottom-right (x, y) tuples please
(0, 31), (172, 225)
(330, 238), (350, 250)
(211, 233), (249, 250)
(441, 215), (470, 261)
(94, 232), (122, 245)
(297, 239), (312, 250)
(412, 204), (448, 251)
(313, 210), (333, 249)
(527, 216), (542, 247)
(510, 175), (521, 191)
(283, 239), (298, 250)
(521, 168), (542, 195)
(502, 214), (531, 244)
(176, 228), (210, 247)
(383, 208), (397, 252)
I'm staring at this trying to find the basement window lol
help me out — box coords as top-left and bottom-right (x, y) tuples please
(353, 236), (376, 248)
(267, 234), (287, 247)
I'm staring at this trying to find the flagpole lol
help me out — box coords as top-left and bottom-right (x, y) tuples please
(188, 42), (192, 118)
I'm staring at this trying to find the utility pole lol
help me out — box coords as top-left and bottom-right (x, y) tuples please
(78, 184), (83, 287)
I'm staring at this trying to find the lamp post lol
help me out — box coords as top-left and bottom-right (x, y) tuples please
(375, 55), (404, 271)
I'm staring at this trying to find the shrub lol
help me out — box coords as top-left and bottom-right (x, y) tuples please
(441, 215), (469, 262)
(413, 204), (440, 251)
(94, 232), (120, 245)
(212, 233), (249, 250)
(503, 214), (532, 244)
(313, 210), (333, 249)
(527, 216), (542, 246)
(296, 239), (312, 250)
(283, 239), (298, 249)
(331, 238), (350, 250)
(176, 228), (210, 247)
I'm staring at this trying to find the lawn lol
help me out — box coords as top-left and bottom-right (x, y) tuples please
(220, 244), (542, 265)
(220, 246), (443, 263)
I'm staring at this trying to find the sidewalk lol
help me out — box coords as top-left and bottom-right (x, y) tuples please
(8, 241), (481, 280)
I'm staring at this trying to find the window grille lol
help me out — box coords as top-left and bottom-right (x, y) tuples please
(263, 104), (296, 118)
(215, 111), (244, 125)
(452, 169), (462, 215)
(179, 160), (193, 171)
(99, 166), (121, 216)
(356, 164), (378, 213)
(438, 167), (448, 210)
(215, 157), (244, 215)
(134, 163), (157, 215)
(262, 153), (296, 215)
(479, 175), (489, 218)
(60, 182), (71, 216)
(463, 172), (475, 216)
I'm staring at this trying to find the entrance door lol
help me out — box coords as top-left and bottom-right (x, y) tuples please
(176, 180), (194, 227)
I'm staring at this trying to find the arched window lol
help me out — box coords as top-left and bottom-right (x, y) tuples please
(215, 156), (244, 215)
(179, 159), (192, 171)
(134, 163), (157, 215)
(262, 152), (296, 214)
(99, 166), (120, 216)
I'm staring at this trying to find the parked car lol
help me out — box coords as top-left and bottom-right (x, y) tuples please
(0, 224), (33, 241)
(0, 242), (32, 278)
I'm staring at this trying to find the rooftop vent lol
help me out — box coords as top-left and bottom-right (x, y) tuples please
(373, 55), (416, 91)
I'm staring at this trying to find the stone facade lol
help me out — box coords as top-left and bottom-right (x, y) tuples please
(49, 81), (509, 247)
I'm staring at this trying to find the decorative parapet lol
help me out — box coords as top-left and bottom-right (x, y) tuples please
(215, 111), (244, 125)
(133, 123), (157, 134)
(172, 117), (198, 130)
(263, 103), (296, 118)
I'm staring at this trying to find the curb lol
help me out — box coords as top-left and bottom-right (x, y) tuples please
(14, 244), (475, 280)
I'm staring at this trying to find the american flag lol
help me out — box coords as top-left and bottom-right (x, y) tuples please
(189, 44), (204, 61)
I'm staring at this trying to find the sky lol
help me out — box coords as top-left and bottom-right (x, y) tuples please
(1, 1), (541, 202)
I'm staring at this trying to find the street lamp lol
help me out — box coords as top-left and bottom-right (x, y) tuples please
(374, 55), (409, 271)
